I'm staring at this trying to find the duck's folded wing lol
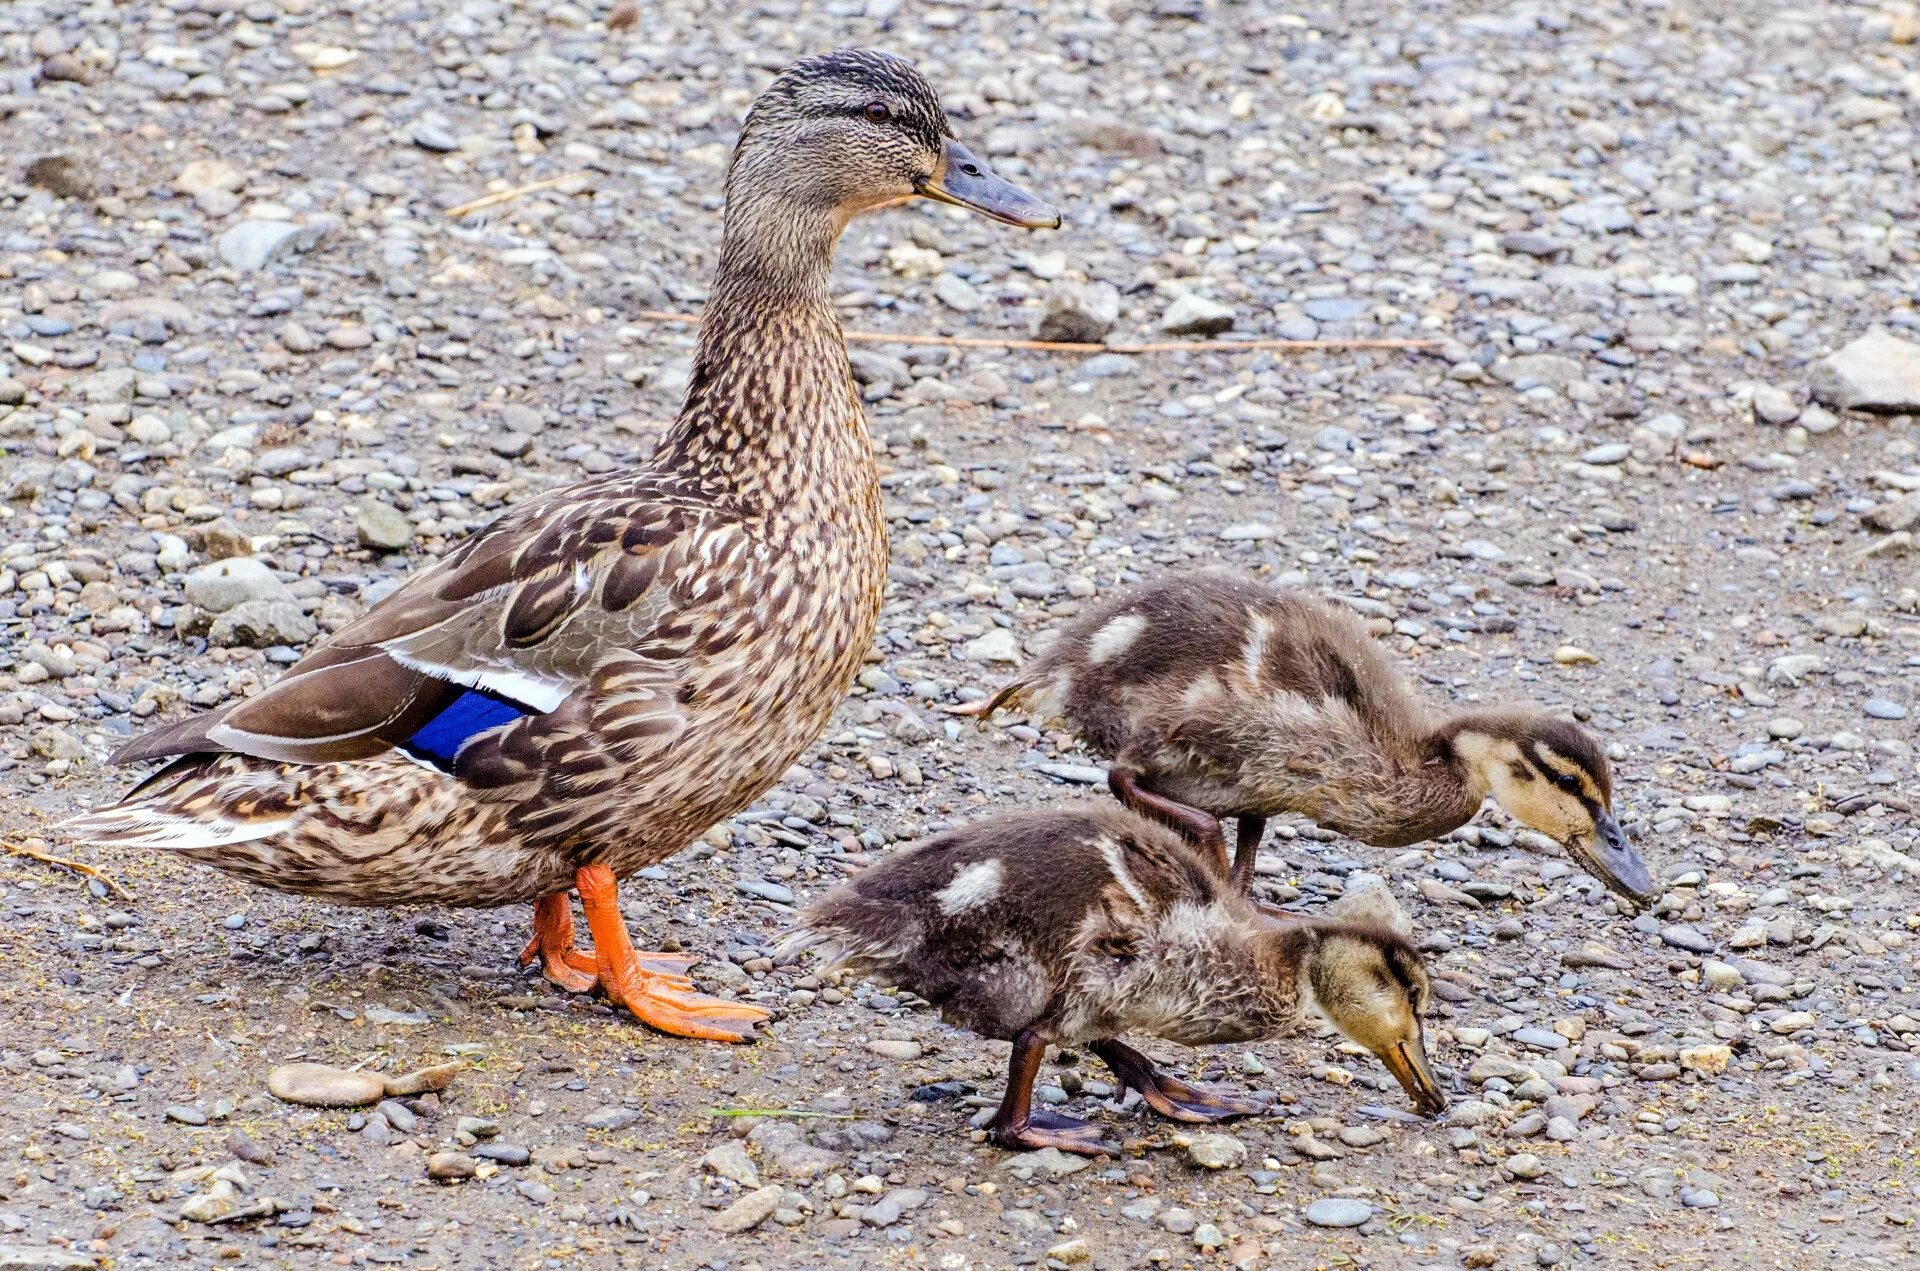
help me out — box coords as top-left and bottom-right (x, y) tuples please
(112, 478), (731, 768)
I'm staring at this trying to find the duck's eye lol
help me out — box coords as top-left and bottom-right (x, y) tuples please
(864, 101), (892, 123)
(1555, 773), (1581, 794)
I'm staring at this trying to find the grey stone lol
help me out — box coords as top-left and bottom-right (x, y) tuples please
(1159, 293), (1235, 336)
(1035, 281), (1121, 343)
(1303, 1198), (1372, 1228)
(356, 499), (414, 551)
(583, 1106), (640, 1131)
(209, 600), (318, 649)
(1811, 333), (1920, 412)
(1863, 494), (1920, 534)
(217, 219), (328, 272)
(1184, 1133), (1247, 1170)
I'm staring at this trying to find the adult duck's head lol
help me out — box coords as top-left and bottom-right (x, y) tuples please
(724, 49), (1059, 253)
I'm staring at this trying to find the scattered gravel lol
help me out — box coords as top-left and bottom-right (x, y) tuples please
(3, 0), (1918, 1267)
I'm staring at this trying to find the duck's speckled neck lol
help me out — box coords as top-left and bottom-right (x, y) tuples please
(659, 197), (869, 512)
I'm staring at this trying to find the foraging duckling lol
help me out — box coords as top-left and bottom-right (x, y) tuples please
(793, 806), (1445, 1155)
(962, 570), (1656, 906)
(65, 51), (1058, 1043)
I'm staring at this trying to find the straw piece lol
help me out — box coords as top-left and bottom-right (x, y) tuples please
(625, 310), (1435, 355)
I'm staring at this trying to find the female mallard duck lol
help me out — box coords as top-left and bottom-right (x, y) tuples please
(960, 570), (1656, 906)
(63, 50), (1058, 1043)
(793, 806), (1445, 1154)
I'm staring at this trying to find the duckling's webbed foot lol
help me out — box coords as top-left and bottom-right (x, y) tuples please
(987, 1029), (1119, 1157)
(1091, 1038), (1270, 1123)
(1107, 768), (1230, 876)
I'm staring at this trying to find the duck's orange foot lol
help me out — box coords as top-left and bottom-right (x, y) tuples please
(522, 892), (703, 993)
(574, 863), (766, 1043)
(598, 957), (770, 1043)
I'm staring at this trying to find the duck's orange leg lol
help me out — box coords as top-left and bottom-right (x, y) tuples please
(520, 891), (698, 993)
(574, 865), (768, 1043)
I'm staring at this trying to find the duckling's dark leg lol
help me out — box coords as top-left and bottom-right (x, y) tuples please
(575, 865), (770, 1043)
(519, 891), (698, 993)
(987, 1030), (1119, 1156)
(1107, 768), (1230, 876)
(1230, 815), (1267, 894)
(1091, 1038), (1270, 1123)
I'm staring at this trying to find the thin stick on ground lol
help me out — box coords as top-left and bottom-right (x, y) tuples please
(445, 173), (592, 220)
(625, 310), (1436, 355)
(3, 841), (133, 900)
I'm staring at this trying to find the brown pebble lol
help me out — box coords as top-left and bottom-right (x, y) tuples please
(427, 1150), (478, 1182)
(266, 1062), (385, 1108)
(384, 1061), (464, 1097)
(226, 1128), (274, 1166)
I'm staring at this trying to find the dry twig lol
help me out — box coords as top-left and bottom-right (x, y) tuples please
(625, 310), (1435, 355)
(3, 840), (133, 899)
(446, 173), (592, 219)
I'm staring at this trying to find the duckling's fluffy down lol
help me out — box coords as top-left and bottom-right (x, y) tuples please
(791, 806), (1280, 1046)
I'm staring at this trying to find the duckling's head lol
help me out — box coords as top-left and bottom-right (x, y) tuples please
(727, 49), (1059, 237)
(1298, 923), (1446, 1117)
(1447, 712), (1657, 907)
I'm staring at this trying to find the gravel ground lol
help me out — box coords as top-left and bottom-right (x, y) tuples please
(4, 1), (1920, 1268)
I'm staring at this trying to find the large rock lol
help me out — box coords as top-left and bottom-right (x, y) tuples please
(184, 558), (289, 613)
(1863, 492), (1920, 534)
(1159, 293), (1235, 337)
(1034, 281), (1120, 343)
(217, 219), (330, 272)
(1811, 332), (1920, 412)
(356, 498), (414, 551)
(209, 600), (317, 648)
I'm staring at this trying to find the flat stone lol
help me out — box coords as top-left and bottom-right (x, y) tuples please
(384, 1061), (463, 1096)
(1303, 1198), (1372, 1228)
(1034, 280), (1120, 343)
(0, 1248), (100, 1270)
(1159, 293), (1235, 336)
(355, 498), (414, 551)
(710, 1185), (784, 1233)
(1003, 1147), (1090, 1179)
(1659, 925), (1715, 954)
(267, 1063), (385, 1108)
(217, 219), (328, 272)
(1864, 698), (1908, 720)
(866, 1038), (923, 1061)
(1184, 1133), (1247, 1170)
(426, 1151), (477, 1182)
(1811, 332), (1920, 412)
(184, 558), (289, 613)
(1864, 493), (1920, 534)
(965, 628), (1020, 664)
(701, 1141), (761, 1189)
(583, 1106), (640, 1131)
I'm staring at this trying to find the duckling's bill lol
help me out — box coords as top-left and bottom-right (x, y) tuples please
(917, 139), (1060, 228)
(1567, 810), (1658, 908)
(1379, 1035), (1447, 1118)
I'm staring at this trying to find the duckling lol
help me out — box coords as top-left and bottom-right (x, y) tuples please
(960, 570), (1656, 906)
(64, 51), (1058, 1043)
(792, 806), (1445, 1154)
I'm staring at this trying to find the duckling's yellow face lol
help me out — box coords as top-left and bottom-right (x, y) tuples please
(734, 50), (1058, 230)
(1307, 927), (1445, 1117)
(1453, 717), (1657, 907)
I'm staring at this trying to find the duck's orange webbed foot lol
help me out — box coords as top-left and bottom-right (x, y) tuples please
(575, 864), (768, 1043)
(521, 891), (700, 994)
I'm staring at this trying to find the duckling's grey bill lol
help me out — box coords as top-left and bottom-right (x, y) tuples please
(1569, 810), (1657, 907)
(918, 139), (1060, 229)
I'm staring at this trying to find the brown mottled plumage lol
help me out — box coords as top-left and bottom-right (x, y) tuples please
(794, 806), (1445, 1153)
(971, 570), (1656, 906)
(64, 51), (1058, 1042)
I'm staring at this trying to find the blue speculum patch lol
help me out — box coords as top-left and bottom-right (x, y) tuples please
(403, 688), (527, 769)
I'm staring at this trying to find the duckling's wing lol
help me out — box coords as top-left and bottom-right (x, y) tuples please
(113, 473), (727, 769)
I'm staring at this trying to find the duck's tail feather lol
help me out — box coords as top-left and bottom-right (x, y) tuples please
(60, 757), (300, 851)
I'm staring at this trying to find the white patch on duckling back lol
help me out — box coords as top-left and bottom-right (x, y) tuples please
(1241, 612), (1271, 687)
(1091, 836), (1152, 912)
(1180, 671), (1223, 710)
(1087, 613), (1147, 664)
(934, 859), (1004, 915)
